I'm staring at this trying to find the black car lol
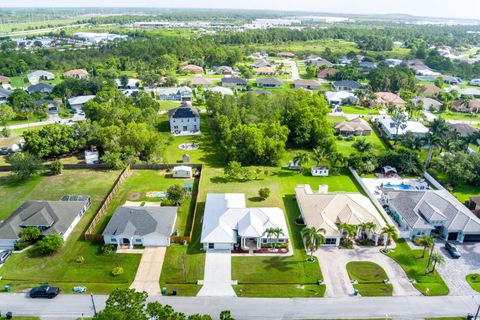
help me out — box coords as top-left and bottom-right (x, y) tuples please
(0, 250), (12, 264)
(445, 242), (461, 259)
(29, 285), (60, 299)
(0, 146), (8, 155)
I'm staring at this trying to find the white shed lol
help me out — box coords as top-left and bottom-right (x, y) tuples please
(173, 166), (193, 178)
(85, 151), (99, 164)
(311, 166), (329, 177)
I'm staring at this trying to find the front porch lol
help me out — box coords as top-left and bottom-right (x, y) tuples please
(232, 237), (291, 256)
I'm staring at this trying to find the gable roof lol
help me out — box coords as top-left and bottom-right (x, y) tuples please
(334, 117), (371, 132)
(332, 80), (363, 90)
(0, 76), (10, 85)
(188, 75), (213, 86)
(68, 95), (95, 106)
(28, 83), (54, 93)
(0, 88), (12, 99)
(168, 101), (199, 118)
(181, 64), (204, 74)
(317, 68), (338, 79)
(63, 69), (89, 78)
(294, 79), (321, 87)
(256, 78), (283, 86)
(221, 77), (247, 85)
(419, 84), (442, 96)
(448, 123), (478, 137)
(374, 92), (406, 105)
(103, 206), (177, 238)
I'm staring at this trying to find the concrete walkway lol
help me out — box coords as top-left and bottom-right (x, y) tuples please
(130, 247), (166, 295)
(197, 250), (236, 297)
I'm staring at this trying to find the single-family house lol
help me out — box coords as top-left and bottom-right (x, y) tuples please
(168, 101), (200, 134)
(372, 92), (406, 108)
(68, 95), (95, 110)
(306, 58), (332, 68)
(0, 76), (11, 90)
(206, 86), (234, 96)
(27, 70), (55, 85)
(213, 66), (233, 75)
(103, 206), (177, 248)
(451, 100), (480, 113)
(413, 97), (442, 111)
(418, 84), (442, 96)
(311, 166), (329, 177)
(377, 116), (429, 139)
(115, 78), (140, 90)
(386, 59), (403, 67)
(458, 88), (480, 98)
(447, 123), (478, 138)
(443, 76), (460, 86)
(325, 91), (358, 107)
(63, 69), (89, 79)
(317, 68), (338, 79)
(382, 189), (480, 242)
(172, 166), (193, 178)
(253, 66), (275, 75)
(187, 75), (213, 88)
(332, 80), (363, 92)
(181, 64), (204, 74)
(200, 193), (290, 251)
(295, 184), (387, 246)
(293, 79), (321, 90)
(85, 151), (99, 164)
(252, 59), (273, 69)
(277, 52), (295, 58)
(256, 78), (283, 88)
(28, 83), (54, 95)
(157, 86), (193, 102)
(221, 77), (247, 88)
(334, 117), (372, 136)
(0, 88), (12, 103)
(0, 196), (90, 250)
(359, 61), (376, 71)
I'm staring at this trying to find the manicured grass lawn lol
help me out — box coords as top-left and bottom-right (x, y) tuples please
(0, 169), (142, 294)
(0, 173), (43, 221)
(387, 239), (449, 296)
(341, 106), (380, 115)
(428, 170), (479, 205)
(93, 170), (199, 237)
(425, 318), (466, 320)
(346, 261), (393, 296)
(438, 110), (480, 121)
(235, 284), (325, 298)
(327, 115), (348, 123)
(466, 274), (480, 293)
(335, 131), (389, 157)
(158, 100), (181, 111)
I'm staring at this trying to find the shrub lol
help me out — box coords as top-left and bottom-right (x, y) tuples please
(258, 187), (271, 200)
(14, 240), (31, 251)
(1, 127), (11, 137)
(167, 184), (187, 203)
(19, 226), (41, 242)
(37, 233), (64, 255)
(112, 266), (124, 276)
(337, 135), (344, 141)
(76, 255), (85, 264)
(50, 160), (63, 175)
(101, 244), (116, 255)
(339, 238), (354, 249)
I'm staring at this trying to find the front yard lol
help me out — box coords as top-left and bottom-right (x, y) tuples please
(346, 261), (393, 296)
(341, 106), (380, 115)
(387, 239), (449, 296)
(466, 274), (480, 293)
(0, 169), (142, 294)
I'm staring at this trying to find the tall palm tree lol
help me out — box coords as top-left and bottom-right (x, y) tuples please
(339, 223), (357, 241)
(311, 147), (329, 166)
(430, 250), (445, 273)
(423, 132), (441, 168)
(381, 225), (397, 252)
(392, 112), (408, 145)
(330, 152), (346, 175)
(264, 227), (284, 251)
(293, 152), (309, 174)
(301, 226), (326, 262)
(417, 235), (435, 258)
(365, 222), (377, 240)
(359, 222), (368, 240)
(352, 138), (374, 154)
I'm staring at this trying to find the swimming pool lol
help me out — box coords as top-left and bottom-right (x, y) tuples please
(382, 183), (415, 191)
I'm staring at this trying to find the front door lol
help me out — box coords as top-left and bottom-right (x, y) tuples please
(183, 126), (188, 131)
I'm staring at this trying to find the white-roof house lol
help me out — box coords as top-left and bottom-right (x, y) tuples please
(201, 193), (290, 251)
(377, 116), (429, 139)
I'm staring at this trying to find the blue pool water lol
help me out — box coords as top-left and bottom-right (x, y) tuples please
(383, 183), (415, 191)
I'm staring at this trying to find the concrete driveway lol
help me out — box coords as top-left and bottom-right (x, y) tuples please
(130, 247), (166, 295)
(197, 250), (236, 297)
(315, 246), (420, 297)
(436, 241), (480, 296)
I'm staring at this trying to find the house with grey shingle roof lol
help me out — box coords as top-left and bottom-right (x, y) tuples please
(0, 196), (90, 250)
(381, 189), (480, 242)
(103, 206), (177, 247)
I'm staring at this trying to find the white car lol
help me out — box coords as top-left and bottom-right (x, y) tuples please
(470, 79), (480, 86)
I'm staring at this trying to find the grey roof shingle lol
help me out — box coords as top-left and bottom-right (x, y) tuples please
(168, 102), (199, 118)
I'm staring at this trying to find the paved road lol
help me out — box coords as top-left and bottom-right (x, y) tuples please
(130, 247), (165, 295)
(6, 113), (86, 130)
(197, 250), (236, 297)
(0, 293), (478, 319)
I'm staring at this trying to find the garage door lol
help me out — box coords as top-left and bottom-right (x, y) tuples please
(448, 232), (459, 241)
(143, 236), (170, 247)
(464, 234), (480, 242)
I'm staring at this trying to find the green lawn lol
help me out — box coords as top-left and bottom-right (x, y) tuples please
(438, 110), (480, 121)
(334, 132), (389, 157)
(428, 170), (479, 205)
(341, 106), (380, 115)
(466, 274), (480, 293)
(387, 239), (449, 296)
(0, 169), (142, 294)
(158, 100), (181, 111)
(0, 317), (40, 320)
(346, 261), (393, 296)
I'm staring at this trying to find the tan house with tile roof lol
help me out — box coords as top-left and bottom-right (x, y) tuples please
(372, 92), (406, 108)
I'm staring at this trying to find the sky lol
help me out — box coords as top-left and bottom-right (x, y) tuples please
(2, 0), (480, 20)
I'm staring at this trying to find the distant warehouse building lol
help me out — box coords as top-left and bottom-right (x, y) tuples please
(73, 32), (128, 43)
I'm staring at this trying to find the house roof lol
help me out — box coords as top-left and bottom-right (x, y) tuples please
(173, 165), (192, 172)
(200, 193), (289, 244)
(317, 68), (338, 79)
(332, 80), (363, 90)
(253, 66), (276, 74)
(28, 83), (54, 93)
(277, 52), (295, 57)
(452, 99), (480, 113)
(256, 78), (283, 86)
(181, 64), (204, 74)
(377, 116), (429, 136)
(334, 117), (371, 132)
(168, 101), (199, 118)
(68, 95), (95, 106)
(374, 92), (406, 105)
(28, 70), (54, 79)
(206, 86), (234, 96)
(213, 66), (233, 74)
(221, 77), (247, 85)
(0, 76), (10, 84)
(295, 185), (386, 238)
(325, 91), (358, 103)
(103, 206), (177, 238)
(419, 84), (442, 96)
(252, 59), (273, 68)
(0, 88), (12, 99)
(0, 198), (89, 240)
(413, 97), (442, 109)
(294, 79), (321, 87)
(63, 69), (89, 77)
(308, 59), (333, 68)
(384, 189), (480, 233)
(188, 75), (213, 86)
(448, 123), (478, 137)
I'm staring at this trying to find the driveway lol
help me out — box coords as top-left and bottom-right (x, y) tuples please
(436, 241), (480, 296)
(130, 247), (166, 295)
(315, 246), (420, 297)
(197, 250), (236, 297)
(279, 59), (299, 80)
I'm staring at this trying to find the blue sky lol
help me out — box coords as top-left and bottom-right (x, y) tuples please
(2, 0), (480, 20)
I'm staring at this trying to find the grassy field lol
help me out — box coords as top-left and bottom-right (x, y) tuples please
(158, 100), (181, 111)
(387, 239), (449, 296)
(0, 18), (79, 33)
(334, 130), (390, 157)
(438, 110), (480, 121)
(341, 106), (380, 115)
(0, 169), (142, 294)
(346, 261), (393, 296)
(466, 274), (480, 293)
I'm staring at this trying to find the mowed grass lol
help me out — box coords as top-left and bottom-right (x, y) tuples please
(466, 274), (480, 293)
(438, 110), (480, 121)
(0, 169), (142, 294)
(341, 106), (380, 115)
(346, 261), (393, 296)
(158, 100), (181, 111)
(387, 239), (449, 296)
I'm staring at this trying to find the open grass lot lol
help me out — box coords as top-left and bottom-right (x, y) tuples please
(438, 110), (480, 121)
(387, 239), (449, 296)
(158, 100), (181, 111)
(346, 261), (393, 296)
(341, 106), (380, 115)
(466, 274), (480, 293)
(0, 169), (142, 294)
(93, 170), (199, 237)
(334, 131), (390, 157)
(0, 18), (78, 33)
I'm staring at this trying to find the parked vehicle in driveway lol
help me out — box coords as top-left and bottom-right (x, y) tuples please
(445, 242), (461, 258)
(29, 285), (60, 298)
(0, 250), (12, 264)
(1, 146), (8, 155)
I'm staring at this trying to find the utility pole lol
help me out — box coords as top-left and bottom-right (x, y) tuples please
(90, 293), (97, 316)
(474, 302), (480, 320)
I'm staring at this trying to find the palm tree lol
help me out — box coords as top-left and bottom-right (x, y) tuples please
(392, 111), (408, 145)
(264, 227), (284, 251)
(339, 223), (357, 241)
(359, 222), (368, 240)
(354, 89), (366, 106)
(301, 226), (326, 262)
(365, 222), (377, 240)
(423, 132), (441, 168)
(311, 147), (329, 166)
(330, 152), (346, 175)
(417, 235), (435, 258)
(430, 250), (445, 273)
(293, 152), (309, 174)
(352, 138), (374, 154)
(381, 225), (397, 252)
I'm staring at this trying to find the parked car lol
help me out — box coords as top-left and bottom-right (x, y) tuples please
(73, 286), (87, 293)
(0, 250), (12, 264)
(470, 79), (480, 86)
(29, 285), (60, 299)
(445, 242), (461, 259)
(0, 146), (8, 155)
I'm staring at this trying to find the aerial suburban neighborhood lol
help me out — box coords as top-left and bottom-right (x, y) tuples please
(0, 2), (480, 320)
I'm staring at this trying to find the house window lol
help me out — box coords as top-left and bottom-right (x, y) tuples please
(262, 238), (268, 244)
(277, 239), (285, 243)
(325, 238), (337, 245)
(208, 243), (214, 249)
(110, 237), (116, 242)
(135, 239), (142, 243)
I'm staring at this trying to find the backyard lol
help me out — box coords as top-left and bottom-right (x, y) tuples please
(346, 261), (393, 296)
(0, 169), (142, 294)
(387, 239), (449, 296)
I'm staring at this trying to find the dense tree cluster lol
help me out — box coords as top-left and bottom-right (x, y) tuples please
(368, 65), (417, 92)
(23, 124), (78, 159)
(432, 152), (480, 187)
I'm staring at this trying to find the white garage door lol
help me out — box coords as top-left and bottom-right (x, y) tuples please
(143, 236), (170, 247)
